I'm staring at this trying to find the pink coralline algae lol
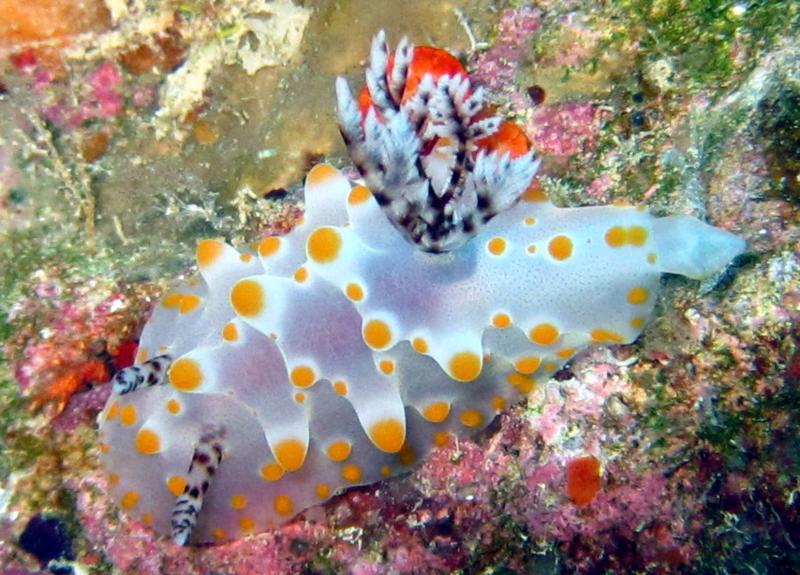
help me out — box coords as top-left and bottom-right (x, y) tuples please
(527, 101), (599, 157)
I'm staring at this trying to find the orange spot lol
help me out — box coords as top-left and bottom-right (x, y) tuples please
(630, 317), (646, 329)
(514, 356), (541, 374)
(120, 404), (137, 426)
(341, 464), (363, 483)
(628, 225), (649, 246)
(590, 329), (625, 343)
(99, 442), (110, 453)
(459, 409), (484, 428)
(239, 516), (255, 531)
(167, 475), (187, 496)
(135, 429), (161, 455)
(179, 294), (201, 314)
(492, 395), (506, 411)
(333, 380), (348, 396)
(306, 163), (339, 186)
(544, 361), (558, 371)
(492, 313), (511, 329)
(290, 365), (316, 388)
(230, 279), (265, 318)
(346, 283), (364, 301)
(368, 418), (405, 453)
(529, 323), (559, 346)
(315, 483), (331, 499)
(605, 226), (627, 248)
(506, 372), (536, 394)
(258, 236), (281, 257)
(380, 465), (392, 477)
(326, 441), (351, 462)
(566, 455), (602, 506)
(647, 252), (658, 265)
(162, 293), (182, 309)
(487, 237), (507, 255)
(521, 180), (548, 202)
(433, 431), (452, 446)
(363, 319), (392, 350)
(307, 227), (342, 263)
(230, 494), (247, 509)
(397, 445), (416, 466)
(106, 401), (120, 420)
(222, 323), (239, 342)
(422, 401), (450, 423)
(412, 337), (429, 354)
(213, 528), (226, 540)
(169, 358), (203, 392)
(274, 438), (306, 471)
(449, 351), (482, 382)
(294, 392), (306, 403)
(556, 348), (576, 360)
(260, 463), (284, 482)
(348, 185), (372, 205)
(197, 239), (224, 268)
(627, 286), (650, 305)
(293, 266), (308, 283)
(166, 398), (181, 414)
(379, 360), (395, 375)
(141, 513), (153, 525)
(240, 253), (252, 262)
(526, 244), (538, 254)
(108, 473), (119, 486)
(548, 235), (573, 261)
(121, 491), (140, 510)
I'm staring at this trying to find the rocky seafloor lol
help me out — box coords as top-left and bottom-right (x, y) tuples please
(1, 1), (799, 573)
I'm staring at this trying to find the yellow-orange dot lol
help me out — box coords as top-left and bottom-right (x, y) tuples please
(239, 516), (255, 531)
(120, 404), (137, 426)
(326, 441), (351, 462)
(230, 494), (247, 509)
(345, 283), (364, 301)
(556, 348), (576, 360)
(380, 464), (392, 477)
(492, 395), (506, 411)
(527, 244), (538, 254)
(106, 401), (120, 420)
(460, 409), (484, 428)
(315, 483), (331, 499)
(135, 347), (149, 363)
(307, 163), (339, 186)
(141, 513), (153, 525)
(167, 475), (187, 496)
(333, 380), (348, 396)
(363, 319), (392, 350)
(99, 442), (110, 453)
(348, 185), (372, 205)
(514, 356), (541, 374)
(397, 445), (416, 466)
(240, 253), (253, 262)
(544, 361), (558, 372)
(222, 322), (239, 342)
(548, 235), (573, 261)
(179, 294), (201, 314)
(274, 438), (306, 471)
(294, 392), (306, 403)
(162, 293), (182, 309)
(628, 225), (649, 246)
(529, 323), (559, 346)
(647, 252), (658, 265)
(627, 286), (650, 305)
(449, 351), (482, 382)
(135, 429), (161, 455)
(121, 491), (140, 510)
(506, 372), (536, 394)
(605, 226), (627, 248)
(108, 473), (119, 486)
(260, 463), (284, 482)
(169, 358), (203, 392)
(487, 237), (507, 255)
(521, 181), (548, 202)
(258, 236), (281, 258)
(492, 313), (512, 329)
(524, 216), (537, 225)
(307, 226), (342, 264)
(166, 399), (181, 415)
(293, 266), (309, 283)
(290, 365), (316, 388)
(379, 359), (395, 375)
(341, 464), (363, 483)
(433, 431), (452, 446)
(630, 317), (646, 330)
(230, 279), (265, 318)
(421, 401), (450, 423)
(368, 418), (405, 453)
(213, 528), (226, 540)
(591, 329), (625, 343)
(197, 239), (224, 268)
(412, 337), (429, 354)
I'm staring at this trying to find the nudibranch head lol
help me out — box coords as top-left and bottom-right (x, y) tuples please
(337, 30), (540, 253)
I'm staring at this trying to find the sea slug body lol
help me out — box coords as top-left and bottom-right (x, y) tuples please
(98, 32), (746, 545)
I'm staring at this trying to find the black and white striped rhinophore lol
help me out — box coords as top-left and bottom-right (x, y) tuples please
(336, 30), (540, 253)
(111, 354), (173, 395)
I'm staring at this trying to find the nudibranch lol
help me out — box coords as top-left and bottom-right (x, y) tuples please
(98, 31), (745, 545)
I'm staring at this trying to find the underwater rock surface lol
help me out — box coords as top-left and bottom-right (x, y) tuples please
(1, 0), (799, 573)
